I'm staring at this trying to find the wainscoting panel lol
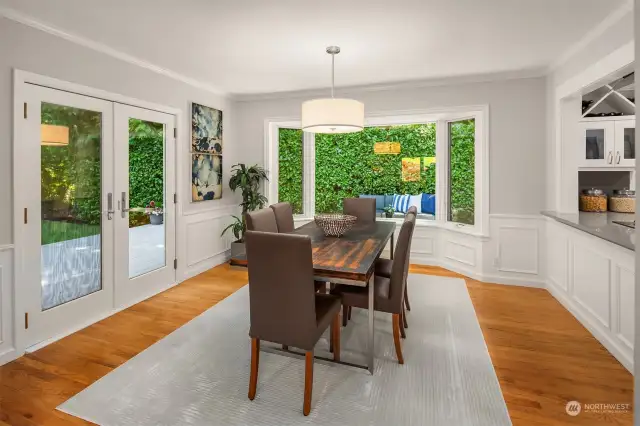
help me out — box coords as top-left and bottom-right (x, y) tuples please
(444, 240), (476, 267)
(546, 224), (568, 291)
(615, 264), (635, 351)
(572, 243), (612, 329)
(0, 246), (15, 365)
(497, 226), (538, 275)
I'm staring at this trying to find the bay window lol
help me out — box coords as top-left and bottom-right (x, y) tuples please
(267, 107), (488, 235)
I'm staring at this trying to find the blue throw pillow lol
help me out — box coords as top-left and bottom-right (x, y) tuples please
(393, 194), (411, 213)
(421, 193), (436, 215)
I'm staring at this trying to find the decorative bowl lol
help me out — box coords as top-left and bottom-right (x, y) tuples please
(314, 214), (357, 237)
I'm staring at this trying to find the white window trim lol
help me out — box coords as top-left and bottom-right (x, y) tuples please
(264, 105), (490, 237)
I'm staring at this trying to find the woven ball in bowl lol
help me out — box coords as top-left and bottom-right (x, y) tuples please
(314, 214), (357, 237)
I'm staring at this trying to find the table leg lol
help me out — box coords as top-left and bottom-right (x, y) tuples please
(390, 231), (394, 260)
(367, 274), (375, 375)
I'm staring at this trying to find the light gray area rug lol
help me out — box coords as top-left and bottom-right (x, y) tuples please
(59, 274), (511, 426)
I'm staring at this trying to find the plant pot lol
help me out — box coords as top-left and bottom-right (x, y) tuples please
(385, 212), (394, 218)
(231, 241), (245, 257)
(150, 213), (164, 225)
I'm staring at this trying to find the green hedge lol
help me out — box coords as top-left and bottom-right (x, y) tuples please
(278, 122), (475, 221)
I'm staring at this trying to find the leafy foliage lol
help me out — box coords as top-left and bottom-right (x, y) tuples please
(278, 122), (475, 222)
(222, 164), (269, 241)
(278, 129), (303, 214)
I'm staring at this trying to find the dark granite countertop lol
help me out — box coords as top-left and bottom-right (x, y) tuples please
(542, 211), (635, 251)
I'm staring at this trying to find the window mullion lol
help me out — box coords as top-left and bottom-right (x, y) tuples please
(435, 119), (448, 223)
(303, 132), (315, 217)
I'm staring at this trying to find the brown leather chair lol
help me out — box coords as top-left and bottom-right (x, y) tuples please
(245, 208), (278, 233)
(406, 205), (418, 217)
(245, 230), (341, 416)
(343, 198), (376, 224)
(270, 202), (295, 233)
(332, 214), (416, 364)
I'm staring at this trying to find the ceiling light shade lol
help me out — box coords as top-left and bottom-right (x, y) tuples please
(301, 46), (364, 134)
(301, 98), (364, 133)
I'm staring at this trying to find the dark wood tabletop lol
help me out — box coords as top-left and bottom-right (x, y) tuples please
(292, 221), (395, 284)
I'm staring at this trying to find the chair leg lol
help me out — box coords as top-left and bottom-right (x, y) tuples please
(342, 305), (349, 327)
(248, 338), (260, 400)
(392, 314), (404, 365)
(332, 313), (340, 362)
(347, 306), (352, 320)
(402, 305), (408, 329)
(404, 286), (411, 311)
(303, 351), (314, 416)
(282, 345), (288, 350)
(399, 309), (406, 339)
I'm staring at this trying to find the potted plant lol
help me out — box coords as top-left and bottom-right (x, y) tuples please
(221, 164), (269, 257)
(383, 205), (395, 218)
(146, 200), (164, 225)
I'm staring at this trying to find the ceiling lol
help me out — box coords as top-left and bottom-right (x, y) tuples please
(0, 0), (627, 96)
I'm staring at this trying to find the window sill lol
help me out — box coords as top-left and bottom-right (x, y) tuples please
(294, 216), (489, 240)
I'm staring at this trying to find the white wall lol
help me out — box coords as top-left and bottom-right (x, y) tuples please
(235, 77), (546, 216)
(0, 17), (237, 362)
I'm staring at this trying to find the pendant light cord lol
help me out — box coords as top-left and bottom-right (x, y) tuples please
(331, 52), (335, 99)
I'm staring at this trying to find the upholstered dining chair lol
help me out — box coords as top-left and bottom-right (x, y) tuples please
(245, 208), (278, 233)
(270, 202), (295, 233)
(245, 230), (342, 416)
(343, 197), (376, 224)
(332, 214), (415, 364)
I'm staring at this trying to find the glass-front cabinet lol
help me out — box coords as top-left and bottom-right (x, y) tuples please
(579, 119), (635, 168)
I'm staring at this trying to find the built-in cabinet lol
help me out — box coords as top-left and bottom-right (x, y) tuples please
(579, 118), (635, 168)
(545, 218), (635, 372)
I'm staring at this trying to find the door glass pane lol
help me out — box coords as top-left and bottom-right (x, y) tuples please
(448, 119), (475, 225)
(128, 119), (166, 278)
(585, 129), (605, 160)
(41, 103), (102, 310)
(624, 127), (635, 160)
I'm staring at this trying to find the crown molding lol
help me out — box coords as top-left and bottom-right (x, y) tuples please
(547, 0), (633, 74)
(232, 67), (547, 102)
(0, 6), (228, 97)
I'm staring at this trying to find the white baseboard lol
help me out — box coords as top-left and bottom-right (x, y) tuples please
(182, 250), (231, 282)
(546, 280), (633, 373)
(0, 347), (19, 365)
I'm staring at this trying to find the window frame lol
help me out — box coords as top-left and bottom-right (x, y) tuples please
(265, 105), (489, 236)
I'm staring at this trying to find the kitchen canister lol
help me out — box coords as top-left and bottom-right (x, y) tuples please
(609, 189), (635, 213)
(579, 188), (607, 213)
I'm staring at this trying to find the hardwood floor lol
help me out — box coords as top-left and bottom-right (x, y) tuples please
(0, 263), (633, 425)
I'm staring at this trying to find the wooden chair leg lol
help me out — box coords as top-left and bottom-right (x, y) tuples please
(399, 309), (406, 339)
(342, 305), (349, 327)
(303, 351), (314, 416)
(392, 314), (404, 365)
(332, 313), (340, 361)
(282, 345), (288, 350)
(404, 286), (411, 311)
(403, 305), (408, 329)
(347, 306), (352, 320)
(248, 338), (260, 400)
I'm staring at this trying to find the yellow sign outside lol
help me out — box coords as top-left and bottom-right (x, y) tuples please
(374, 142), (401, 155)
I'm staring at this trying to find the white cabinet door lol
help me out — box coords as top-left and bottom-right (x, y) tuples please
(614, 120), (635, 167)
(578, 121), (615, 167)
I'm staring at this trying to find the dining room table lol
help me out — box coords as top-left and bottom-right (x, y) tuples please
(246, 220), (396, 374)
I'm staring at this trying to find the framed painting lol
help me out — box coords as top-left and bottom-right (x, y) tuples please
(192, 153), (223, 201)
(191, 103), (222, 154)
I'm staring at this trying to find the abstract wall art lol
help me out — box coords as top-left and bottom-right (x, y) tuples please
(191, 102), (223, 202)
(191, 103), (223, 154)
(191, 153), (223, 201)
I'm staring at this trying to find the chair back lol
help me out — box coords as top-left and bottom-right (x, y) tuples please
(270, 202), (295, 233)
(245, 231), (318, 346)
(343, 198), (376, 223)
(389, 214), (416, 309)
(246, 208), (278, 232)
(406, 206), (418, 217)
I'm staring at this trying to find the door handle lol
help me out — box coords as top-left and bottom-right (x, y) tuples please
(616, 151), (621, 164)
(105, 192), (115, 220)
(121, 192), (130, 218)
(608, 151), (613, 164)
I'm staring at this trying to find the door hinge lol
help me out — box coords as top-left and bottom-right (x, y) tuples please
(23, 208), (28, 224)
(24, 312), (29, 329)
(173, 128), (177, 139)
(173, 259), (177, 270)
(23, 102), (27, 119)
(173, 193), (177, 204)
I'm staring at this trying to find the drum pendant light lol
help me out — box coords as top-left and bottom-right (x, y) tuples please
(301, 46), (364, 134)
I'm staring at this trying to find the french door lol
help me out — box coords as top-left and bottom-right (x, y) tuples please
(19, 84), (176, 348)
